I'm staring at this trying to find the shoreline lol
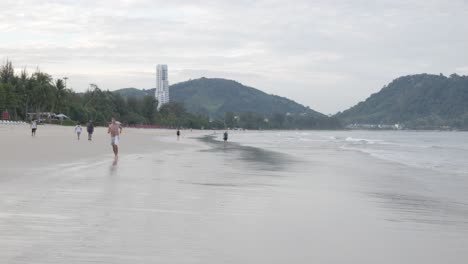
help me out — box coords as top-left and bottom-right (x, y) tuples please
(2, 125), (466, 176)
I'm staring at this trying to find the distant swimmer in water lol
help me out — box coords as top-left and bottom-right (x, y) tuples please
(108, 117), (122, 160)
(74, 123), (82, 140)
(87, 120), (94, 141)
(223, 131), (228, 142)
(177, 129), (180, 139)
(31, 120), (37, 137)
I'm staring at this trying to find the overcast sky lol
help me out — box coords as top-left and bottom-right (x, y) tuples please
(1, 0), (468, 114)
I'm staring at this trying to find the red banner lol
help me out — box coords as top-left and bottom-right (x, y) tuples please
(2, 111), (9, 120)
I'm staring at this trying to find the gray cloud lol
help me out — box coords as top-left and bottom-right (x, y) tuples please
(1, 0), (467, 113)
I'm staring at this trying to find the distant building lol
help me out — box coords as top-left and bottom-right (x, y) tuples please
(155, 64), (169, 109)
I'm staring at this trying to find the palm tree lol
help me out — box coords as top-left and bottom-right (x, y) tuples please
(0, 60), (15, 84)
(53, 78), (68, 114)
(30, 70), (55, 121)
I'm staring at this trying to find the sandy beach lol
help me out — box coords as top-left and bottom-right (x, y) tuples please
(0, 124), (201, 168)
(0, 124), (215, 263)
(1, 125), (467, 263)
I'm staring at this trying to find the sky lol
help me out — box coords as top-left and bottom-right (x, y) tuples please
(1, 0), (468, 114)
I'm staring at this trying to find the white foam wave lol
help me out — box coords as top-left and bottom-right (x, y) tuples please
(340, 145), (468, 176)
(344, 137), (384, 144)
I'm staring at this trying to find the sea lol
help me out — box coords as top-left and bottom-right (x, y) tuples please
(229, 130), (468, 175)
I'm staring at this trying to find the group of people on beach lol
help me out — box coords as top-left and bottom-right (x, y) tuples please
(30, 117), (230, 162)
(30, 117), (123, 161)
(73, 121), (95, 141)
(30, 120), (96, 140)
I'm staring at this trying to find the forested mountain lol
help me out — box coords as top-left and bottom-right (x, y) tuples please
(116, 78), (323, 118)
(169, 78), (323, 117)
(336, 74), (468, 129)
(113, 87), (149, 98)
(115, 78), (341, 129)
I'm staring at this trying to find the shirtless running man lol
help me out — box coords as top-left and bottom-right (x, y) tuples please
(108, 117), (122, 160)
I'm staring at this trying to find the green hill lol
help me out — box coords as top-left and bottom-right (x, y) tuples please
(114, 87), (152, 98)
(170, 78), (323, 118)
(114, 78), (340, 129)
(116, 78), (324, 118)
(336, 74), (468, 129)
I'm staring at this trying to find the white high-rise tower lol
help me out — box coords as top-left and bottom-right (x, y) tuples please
(155, 64), (169, 109)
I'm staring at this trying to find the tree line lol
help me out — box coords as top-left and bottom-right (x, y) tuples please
(0, 60), (211, 128)
(0, 60), (69, 121)
(222, 111), (341, 130)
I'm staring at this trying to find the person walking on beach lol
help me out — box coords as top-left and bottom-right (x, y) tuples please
(31, 120), (37, 137)
(87, 121), (94, 141)
(177, 129), (180, 140)
(74, 123), (82, 140)
(223, 131), (228, 142)
(108, 117), (122, 160)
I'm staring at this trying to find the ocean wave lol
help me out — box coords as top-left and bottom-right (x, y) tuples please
(344, 137), (385, 145)
(340, 145), (468, 176)
(320, 135), (338, 140)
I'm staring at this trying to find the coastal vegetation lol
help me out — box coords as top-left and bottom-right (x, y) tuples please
(0, 60), (209, 128)
(1, 60), (337, 129)
(0, 61), (339, 129)
(5, 59), (466, 130)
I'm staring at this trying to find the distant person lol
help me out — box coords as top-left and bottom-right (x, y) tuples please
(108, 117), (122, 160)
(87, 121), (94, 141)
(31, 120), (37, 137)
(223, 131), (228, 142)
(75, 123), (82, 140)
(177, 129), (180, 139)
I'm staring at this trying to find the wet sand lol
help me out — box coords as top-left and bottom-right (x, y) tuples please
(1, 126), (467, 263)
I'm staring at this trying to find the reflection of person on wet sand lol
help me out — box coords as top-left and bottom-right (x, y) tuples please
(108, 117), (122, 161)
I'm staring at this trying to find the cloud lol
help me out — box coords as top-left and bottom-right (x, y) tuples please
(455, 66), (468, 75)
(1, 0), (468, 113)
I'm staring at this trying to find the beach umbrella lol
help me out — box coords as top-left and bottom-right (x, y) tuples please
(55, 114), (70, 120)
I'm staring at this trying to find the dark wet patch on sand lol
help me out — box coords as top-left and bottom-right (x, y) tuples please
(179, 180), (277, 188)
(367, 191), (468, 228)
(197, 135), (296, 171)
